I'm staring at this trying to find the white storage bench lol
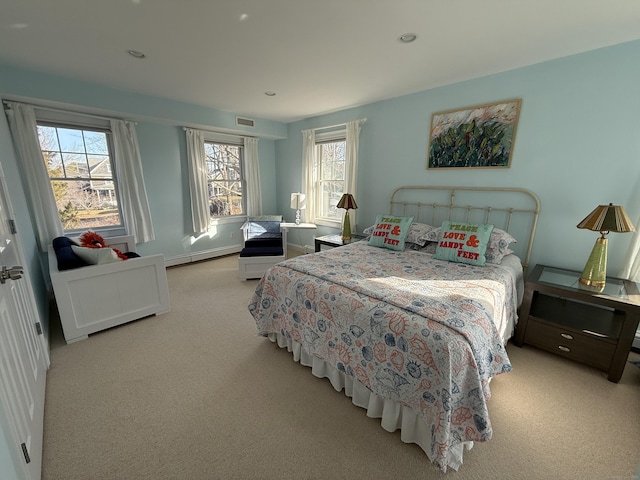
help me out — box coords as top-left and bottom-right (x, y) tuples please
(48, 235), (170, 344)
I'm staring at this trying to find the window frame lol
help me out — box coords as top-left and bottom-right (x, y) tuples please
(202, 131), (247, 225)
(35, 109), (127, 238)
(313, 129), (347, 228)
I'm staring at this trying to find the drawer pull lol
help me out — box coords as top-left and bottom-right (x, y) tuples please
(560, 333), (574, 340)
(558, 345), (571, 353)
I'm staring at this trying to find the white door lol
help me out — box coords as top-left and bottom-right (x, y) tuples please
(0, 169), (48, 480)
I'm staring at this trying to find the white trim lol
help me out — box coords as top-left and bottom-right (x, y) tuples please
(202, 130), (245, 145)
(314, 218), (341, 229)
(3, 94), (287, 140)
(315, 129), (346, 142)
(209, 216), (246, 227)
(164, 245), (242, 267)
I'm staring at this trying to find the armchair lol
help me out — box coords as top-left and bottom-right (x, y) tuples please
(238, 215), (287, 280)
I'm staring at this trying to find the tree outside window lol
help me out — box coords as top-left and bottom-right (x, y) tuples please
(37, 124), (123, 232)
(204, 141), (245, 217)
(316, 139), (346, 222)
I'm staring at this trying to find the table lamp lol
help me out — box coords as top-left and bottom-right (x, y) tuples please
(336, 193), (357, 240)
(577, 203), (635, 289)
(290, 193), (306, 225)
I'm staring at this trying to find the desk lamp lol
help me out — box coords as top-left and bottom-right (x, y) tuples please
(336, 193), (357, 240)
(577, 203), (634, 289)
(290, 193), (306, 225)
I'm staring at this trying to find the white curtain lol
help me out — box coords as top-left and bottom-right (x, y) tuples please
(301, 129), (316, 224)
(111, 120), (155, 243)
(344, 119), (364, 234)
(620, 216), (640, 281)
(5, 102), (63, 250)
(243, 136), (262, 216)
(185, 128), (209, 233)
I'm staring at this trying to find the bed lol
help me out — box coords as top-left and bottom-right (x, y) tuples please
(248, 186), (540, 472)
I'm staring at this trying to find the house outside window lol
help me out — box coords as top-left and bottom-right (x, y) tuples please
(204, 140), (245, 218)
(314, 132), (346, 226)
(37, 123), (124, 234)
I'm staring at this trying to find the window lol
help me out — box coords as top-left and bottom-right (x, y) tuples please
(204, 140), (245, 218)
(37, 123), (123, 233)
(315, 134), (346, 224)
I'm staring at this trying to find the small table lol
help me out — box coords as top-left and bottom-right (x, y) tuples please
(513, 264), (640, 382)
(314, 234), (364, 252)
(280, 223), (316, 257)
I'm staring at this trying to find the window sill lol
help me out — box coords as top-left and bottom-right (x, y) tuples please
(210, 216), (246, 226)
(314, 218), (341, 229)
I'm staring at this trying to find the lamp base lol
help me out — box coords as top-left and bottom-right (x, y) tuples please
(579, 236), (607, 289)
(342, 212), (351, 241)
(295, 209), (301, 225)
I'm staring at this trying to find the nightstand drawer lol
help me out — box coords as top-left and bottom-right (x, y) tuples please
(525, 318), (616, 371)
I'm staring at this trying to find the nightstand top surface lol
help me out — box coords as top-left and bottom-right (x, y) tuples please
(529, 264), (640, 306)
(315, 234), (365, 246)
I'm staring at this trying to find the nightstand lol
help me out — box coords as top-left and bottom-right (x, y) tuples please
(513, 264), (640, 382)
(314, 234), (365, 252)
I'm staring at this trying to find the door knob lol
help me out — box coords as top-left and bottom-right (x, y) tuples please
(0, 266), (23, 284)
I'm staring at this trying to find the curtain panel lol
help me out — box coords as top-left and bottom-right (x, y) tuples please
(185, 128), (209, 233)
(344, 119), (364, 235)
(5, 102), (64, 250)
(110, 120), (155, 243)
(243, 136), (262, 217)
(301, 129), (316, 224)
(620, 214), (640, 281)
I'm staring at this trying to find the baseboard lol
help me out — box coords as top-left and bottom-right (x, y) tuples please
(164, 242), (312, 267)
(165, 245), (242, 267)
(287, 243), (315, 256)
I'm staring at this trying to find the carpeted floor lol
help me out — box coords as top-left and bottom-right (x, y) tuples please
(41, 254), (640, 479)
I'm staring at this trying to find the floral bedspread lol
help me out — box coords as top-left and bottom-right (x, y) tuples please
(248, 241), (516, 471)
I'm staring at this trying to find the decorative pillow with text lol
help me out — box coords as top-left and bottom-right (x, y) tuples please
(363, 221), (433, 246)
(367, 214), (414, 251)
(433, 221), (494, 266)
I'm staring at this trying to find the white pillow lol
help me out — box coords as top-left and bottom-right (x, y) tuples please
(71, 246), (122, 265)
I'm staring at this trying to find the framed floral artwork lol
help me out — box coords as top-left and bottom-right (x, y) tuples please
(427, 99), (521, 169)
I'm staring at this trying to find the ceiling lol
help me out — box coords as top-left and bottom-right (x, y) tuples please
(2, 1), (640, 123)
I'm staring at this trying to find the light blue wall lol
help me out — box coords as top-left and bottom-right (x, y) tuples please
(2, 40), (640, 340)
(276, 40), (640, 274)
(0, 63), (285, 336)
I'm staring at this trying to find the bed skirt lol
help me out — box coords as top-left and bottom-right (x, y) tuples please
(266, 332), (473, 471)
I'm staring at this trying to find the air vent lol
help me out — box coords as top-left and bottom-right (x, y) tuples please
(236, 117), (255, 127)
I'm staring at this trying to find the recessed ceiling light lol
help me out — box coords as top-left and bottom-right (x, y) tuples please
(127, 50), (146, 59)
(264, 91), (276, 97)
(399, 33), (417, 43)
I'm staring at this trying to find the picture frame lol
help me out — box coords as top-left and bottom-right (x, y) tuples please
(427, 99), (521, 169)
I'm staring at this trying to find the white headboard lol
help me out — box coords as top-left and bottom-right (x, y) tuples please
(389, 186), (540, 270)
